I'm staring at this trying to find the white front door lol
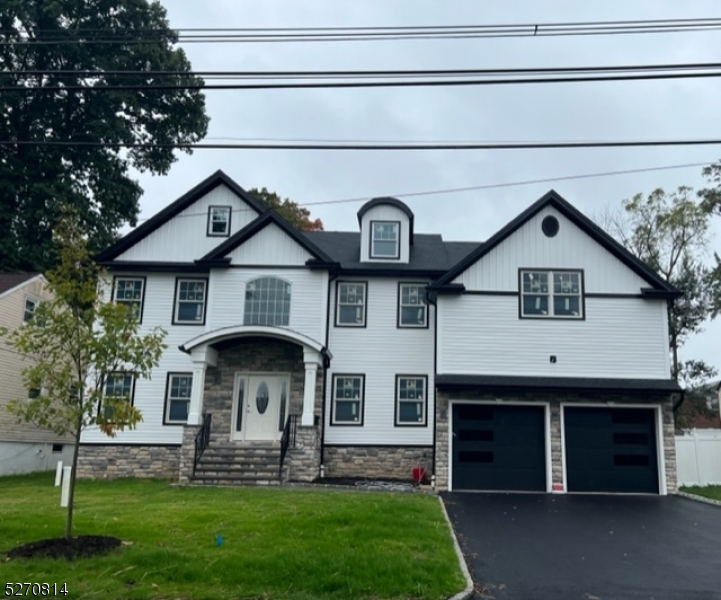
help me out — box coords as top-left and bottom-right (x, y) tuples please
(232, 374), (289, 442)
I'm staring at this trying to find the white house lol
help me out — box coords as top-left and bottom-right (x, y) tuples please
(77, 171), (681, 494)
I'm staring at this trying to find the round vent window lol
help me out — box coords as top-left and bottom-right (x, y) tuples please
(542, 215), (559, 238)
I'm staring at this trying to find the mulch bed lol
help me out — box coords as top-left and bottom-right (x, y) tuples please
(7, 535), (122, 560)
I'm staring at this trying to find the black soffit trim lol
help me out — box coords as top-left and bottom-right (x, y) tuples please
(95, 170), (266, 262)
(99, 261), (210, 273)
(198, 210), (334, 264)
(357, 197), (415, 244)
(435, 374), (682, 393)
(432, 190), (681, 295)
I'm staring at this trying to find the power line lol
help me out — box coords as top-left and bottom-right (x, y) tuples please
(133, 160), (711, 224)
(6, 70), (721, 92)
(8, 61), (721, 78)
(4, 17), (721, 45)
(4, 139), (721, 151)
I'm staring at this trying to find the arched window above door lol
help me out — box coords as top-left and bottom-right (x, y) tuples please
(244, 277), (291, 326)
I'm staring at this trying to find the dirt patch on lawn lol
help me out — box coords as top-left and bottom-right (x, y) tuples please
(7, 535), (122, 560)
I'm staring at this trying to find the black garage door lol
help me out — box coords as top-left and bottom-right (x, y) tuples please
(564, 407), (659, 493)
(452, 404), (546, 491)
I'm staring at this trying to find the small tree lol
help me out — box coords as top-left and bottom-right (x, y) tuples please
(601, 187), (718, 385)
(2, 210), (166, 539)
(248, 187), (324, 230)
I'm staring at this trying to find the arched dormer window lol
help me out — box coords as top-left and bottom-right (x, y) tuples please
(244, 277), (291, 326)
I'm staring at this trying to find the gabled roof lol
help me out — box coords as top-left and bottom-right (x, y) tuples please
(433, 189), (681, 296)
(0, 273), (44, 299)
(96, 170), (266, 262)
(199, 210), (335, 264)
(302, 231), (478, 275)
(357, 197), (415, 244)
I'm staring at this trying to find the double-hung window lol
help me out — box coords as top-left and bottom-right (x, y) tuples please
(395, 376), (427, 426)
(113, 277), (145, 321)
(520, 270), (583, 318)
(207, 206), (231, 236)
(101, 372), (135, 420)
(370, 221), (400, 259)
(336, 282), (367, 326)
(165, 373), (193, 424)
(174, 279), (207, 324)
(398, 283), (427, 327)
(23, 297), (38, 322)
(331, 375), (364, 425)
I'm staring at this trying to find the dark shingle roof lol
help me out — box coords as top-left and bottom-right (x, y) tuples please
(302, 231), (479, 275)
(0, 272), (39, 295)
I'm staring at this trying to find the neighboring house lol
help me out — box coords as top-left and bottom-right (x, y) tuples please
(77, 170), (682, 494)
(0, 273), (74, 475)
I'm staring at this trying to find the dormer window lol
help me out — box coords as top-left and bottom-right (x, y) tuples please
(207, 206), (231, 237)
(370, 221), (400, 259)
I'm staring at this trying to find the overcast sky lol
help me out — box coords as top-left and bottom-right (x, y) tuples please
(131, 0), (721, 378)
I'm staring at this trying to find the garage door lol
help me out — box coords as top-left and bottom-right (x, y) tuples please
(564, 407), (659, 493)
(451, 404), (546, 491)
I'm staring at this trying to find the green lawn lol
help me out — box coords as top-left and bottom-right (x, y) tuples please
(680, 484), (721, 502)
(0, 473), (464, 600)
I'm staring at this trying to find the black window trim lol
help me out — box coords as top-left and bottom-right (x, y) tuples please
(396, 282), (429, 329)
(518, 268), (586, 321)
(369, 220), (401, 260)
(99, 371), (136, 418)
(330, 373), (366, 426)
(206, 205), (232, 237)
(172, 277), (209, 326)
(394, 374), (429, 427)
(163, 371), (194, 426)
(335, 280), (368, 328)
(112, 275), (147, 324)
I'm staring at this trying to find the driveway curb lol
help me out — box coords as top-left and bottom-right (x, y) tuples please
(438, 495), (475, 600)
(675, 490), (721, 507)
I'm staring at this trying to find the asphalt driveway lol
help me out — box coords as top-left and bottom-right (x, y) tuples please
(442, 492), (721, 600)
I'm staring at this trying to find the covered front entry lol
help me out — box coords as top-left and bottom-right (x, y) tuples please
(451, 403), (547, 492)
(231, 373), (289, 442)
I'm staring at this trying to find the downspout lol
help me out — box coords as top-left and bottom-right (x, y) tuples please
(426, 289), (438, 490)
(319, 267), (339, 477)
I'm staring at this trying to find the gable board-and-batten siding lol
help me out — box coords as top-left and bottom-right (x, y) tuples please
(324, 278), (434, 446)
(226, 224), (313, 265)
(0, 279), (68, 443)
(116, 185), (258, 262)
(359, 205), (410, 264)
(453, 206), (649, 293)
(437, 295), (670, 379)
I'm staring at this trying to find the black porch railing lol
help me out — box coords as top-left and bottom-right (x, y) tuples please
(279, 414), (298, 478)
(193, 413), (212, 476)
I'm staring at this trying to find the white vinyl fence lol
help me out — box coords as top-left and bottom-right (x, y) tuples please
(675, 429), (721, 486)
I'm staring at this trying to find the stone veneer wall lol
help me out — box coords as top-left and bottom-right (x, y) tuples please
(286, 426), (320, 482)
(202, 338), (323, 442)
(434, 389), (677, 493)
(76, 444), (180, 479)
(323, 446), (433, 480)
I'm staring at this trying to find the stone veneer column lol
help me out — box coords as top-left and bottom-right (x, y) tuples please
(178, 424), (201, 483)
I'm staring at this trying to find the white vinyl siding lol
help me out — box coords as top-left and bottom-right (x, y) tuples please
(227, 224), (313, 265)
(437, 295), (671, 379)
(453, 206), (649, 294)
(116, 184), (258, 262)
(325, 278), (434, 445)
(359, 205), (410, 263)
(211, 269), (327, 342)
